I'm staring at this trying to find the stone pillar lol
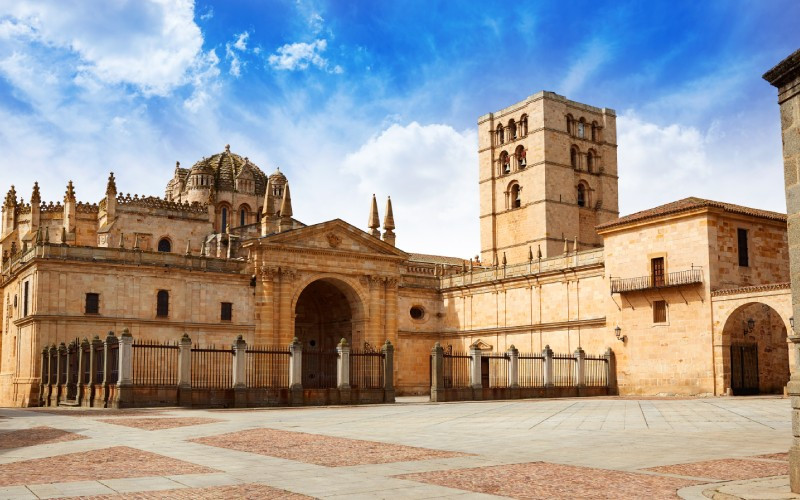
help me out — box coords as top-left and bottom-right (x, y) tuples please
(382, 340), (395, 403)
(278, 269), (296, 344)
(39, 347), (48, 406)
(574, 347), (585, 391)
(117, 329), (133, 408)
(177, 333), (192, 407)
(102, 332), (117, 407)
(543, 345), (554, 388)
(77, 338), (89, 405)
(470, 345), (483, 398)
(232, 335), (247, 408)
(605, 347), (617, 394)
(256, 266), (278, 345)
(507, 345), (519, 389)
(430, 343), (444, 402)
(764, 48), (800, 492)
(368, 276), (383, 346)
(384, 278), (399, 389)
(288, 337), (303, 406)
(89, 336), (102, 407)
(56, 342), (66, 404)
(62, 341), (75, 404)
(336, 338), (351, 404)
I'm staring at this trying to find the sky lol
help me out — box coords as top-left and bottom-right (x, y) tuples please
(0, 1), (797, 257)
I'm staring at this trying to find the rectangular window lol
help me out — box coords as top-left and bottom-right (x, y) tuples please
(653, 300), (667, 323)
(156, 290), (169, 318)
(738, 228), (749, 267)
(85, 293), (100, 314)
(221, 302), (233, 321)
(23, 281), (29, 317)
(651, 257), (665, 287)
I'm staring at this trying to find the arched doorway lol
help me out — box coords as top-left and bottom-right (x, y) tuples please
(721, 302), (789, 395)
(294, 278), (364, 388)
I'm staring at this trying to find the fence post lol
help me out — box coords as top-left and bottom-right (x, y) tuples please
(605, 347), (617, 395)
(56, 342), (66, 404)
(89, 335), (102, 407)
(39, 347), (48, 406)
(177, 333), (192, 407)
(470, 345), (483, 400)
(78, 338), (89, 405)
(116, 329), (133, 408)
(430, 343), (444, 402)
(575, 347), (585, 394)
(289, 337), (303, 406)
(383, 340), (395, 403)
(507, 344), (519, 390)
(543, 345), (554, 389)
(62, 341), (75, 404)
(102, 332), (116, 407)
(46, 345), (56, 406)
(336, 338), (351, 404)
(232, 335), (247, 408)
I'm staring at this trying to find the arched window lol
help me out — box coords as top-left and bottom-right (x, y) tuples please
(586, 151), (594, 173)
(496, 124), (504, 145)
(509, 183), (521, 209)
(240, 208), (246, 227)
(577, 118), (586, 139)
(156, 290), (169, 317)
(221, 207), (228, 233)
(500, 151), (510, 175)
(566, 114), (573, 135)
(591, 122), (598, 142)
(570, 147), (579, 169)
(520, 114), (528, 136)
(515, 145), (526, 169)
(157, 238), (171, 253)
(577, 184), (586, 207)
(508, 119), (517, 140)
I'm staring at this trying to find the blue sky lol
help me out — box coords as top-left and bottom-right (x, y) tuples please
(0, 1), (797, 257)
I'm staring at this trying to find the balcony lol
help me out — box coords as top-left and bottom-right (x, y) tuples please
(610, 268), (703, 294)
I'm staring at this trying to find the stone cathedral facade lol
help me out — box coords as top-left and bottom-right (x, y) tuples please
(0, 91), (794, 406)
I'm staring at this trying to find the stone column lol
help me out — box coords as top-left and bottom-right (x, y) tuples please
(278, 268), (296, 344)
(232, 335), (247, 408)
(367, 276), (383, 346)
(543, 344), (554, 388)
(62, 341), (75, 404)
(764, 48), (800, 492)
(336, 338), (351, 404)
(77, 338), (89, 405)
(507, 344), (519, 390)
(382, 340), (395, 403)
(56, 342), (66, 404)
(177, 333), (192, 407)
(288, 337), (303, 406)
(470, 345), (483, 400)
(574, 346), (585, 391)
(117, 329), (133, 408)
(605, 347), (617, 394)
(39, 347), (48, 406)
(430, 343), (444, 402)
(89, 336), (102, 407)
(256, 266), (278, 345)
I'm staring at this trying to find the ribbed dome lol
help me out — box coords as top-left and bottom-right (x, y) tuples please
(187, 145), (268, 194)
(268, 167), (287, 184)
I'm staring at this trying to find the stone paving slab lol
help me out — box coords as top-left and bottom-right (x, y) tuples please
(0, 426), (87, 450)
(78, 483), (311, 499)
(95, 417), (223, 430)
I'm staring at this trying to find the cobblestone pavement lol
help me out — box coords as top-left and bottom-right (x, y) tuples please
(0, 396), (792, 499)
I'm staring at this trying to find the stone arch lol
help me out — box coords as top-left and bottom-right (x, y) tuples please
(719, 301), (789, 394)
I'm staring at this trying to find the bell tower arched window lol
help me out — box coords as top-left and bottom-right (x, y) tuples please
(577, 184), (586, 207)
(240, 208), (246, 227)
(496, 124), (504, 145)
(508, 119), (517, 140)
(157, 238), (171, 253)
(221, 207), (228, 233)
(508, 182), (522, 209)
(515, 145), (526, 170)
(570, 146), (579, 169)
(587, 151), (594, 173)
(520, 114), (528, 136)
(577, 118), (586, 138)
(500, 151), (511, 175)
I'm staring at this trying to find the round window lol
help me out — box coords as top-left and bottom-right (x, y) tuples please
(410, 306), (425, 320)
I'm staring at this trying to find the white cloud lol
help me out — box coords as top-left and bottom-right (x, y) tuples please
(1, 0), (208, 96)
(199, 6), (214, 21)
(225, 31), (249, 77)
(341, 122), (479, 256)
(233, 31), (249, 51)
(268, 39), (337, 72)
(561, 42), (609, 96)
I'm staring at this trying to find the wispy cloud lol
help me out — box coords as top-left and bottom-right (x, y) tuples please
(267, 39), (341, 73)
(226, 31), (250, 77)
(560, 41), (610, 96)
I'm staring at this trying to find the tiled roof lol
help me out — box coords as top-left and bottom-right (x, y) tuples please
(187, 147), (268, 195)
(596, 197), (786, 232)
(408, 253), (465, 266)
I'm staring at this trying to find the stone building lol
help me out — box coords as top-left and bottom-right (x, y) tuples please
(0, 92), (793, 406)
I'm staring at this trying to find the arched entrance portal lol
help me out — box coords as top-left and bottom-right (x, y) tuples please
(294, 278), (364, 388)
(721, 302), (789, 395)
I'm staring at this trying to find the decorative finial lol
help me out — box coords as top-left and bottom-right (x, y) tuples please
(31, 182), (41, 205)
(537, 245), (542, 259)
(383, 196), (395, 231)
(368, 194), (380, 237)
(502, 252), (507, 266)
(280, 183), (293, 218)
(106, 172), (117, 196)
(225, 144), (231, 152)
(528, 246), (533, 262)
(5, 185), (17, 207)
(119, 233), (125, 248)
(64, 180), (75, 202)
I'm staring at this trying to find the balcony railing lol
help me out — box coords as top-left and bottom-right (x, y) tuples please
(610, 268), (703, 294)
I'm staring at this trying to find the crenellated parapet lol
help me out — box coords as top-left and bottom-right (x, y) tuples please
(40, 201), (64, 213)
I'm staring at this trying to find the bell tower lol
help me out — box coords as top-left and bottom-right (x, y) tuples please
(478, 91), (619, 264)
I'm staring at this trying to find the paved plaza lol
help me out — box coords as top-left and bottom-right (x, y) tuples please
(0, 397), (795, 499)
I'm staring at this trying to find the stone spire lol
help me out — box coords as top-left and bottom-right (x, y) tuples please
(573, 236), (578, 253)
(502, 252), (507, 266)
(4, 185), (16, 208)
(278, 183), (293, 232)
(30, 182), (41, 205)
(263, 179), (274, 216)
(563, 237), (568, 255)
(528, 246), (533, 262)
(382, 196), (396, 246)
(106, 172), (117, 196)
(368, 194), (380, 238)
(64, 181), (75, 203)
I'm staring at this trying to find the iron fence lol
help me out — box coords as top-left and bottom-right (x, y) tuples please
(611, 268), (703, 293)
(107, 343), (119, 385)
(245, 345), (290, 388)
(132, 339), (179, 385)
(303, 349), (338, 389)
(552, 353), (576, 387)
(191, 345), (233, 389)
(442, 351), (471, 389)
(485, 353), (509, 388)
(82, 343), (91, 384)
(350, 349), (384, 389)
(49, 348), (57, 385)
(93, 343), (104, 384)
(584, 355), (608, 387)
(518, 353), (545, 388)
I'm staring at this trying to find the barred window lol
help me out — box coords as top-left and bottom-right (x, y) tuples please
(653, 300), (667, 323)
(85, 293), (100, 314)
(221, 302), (233, 321)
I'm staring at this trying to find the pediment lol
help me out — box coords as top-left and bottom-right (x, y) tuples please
(259, 219), (408, 259)
(469, 339), (493, 351)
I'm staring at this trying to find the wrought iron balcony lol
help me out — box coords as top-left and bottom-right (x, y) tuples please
(610, 268), (703, 294)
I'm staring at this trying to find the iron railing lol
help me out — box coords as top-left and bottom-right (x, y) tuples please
(552, 354), (576, 387)
(485, 353), (509, 388)
(350, 349), (384, 389)
(442, 351), (471, 389)
(191, 345), (233, 389)
(518, 353), (545, 388)
(245, 345), (290, 388)
(303, 349), (338, 389)
(584, 355), (608, 387)
(132, 339), (179, 385)
(611, 268), (703, 293)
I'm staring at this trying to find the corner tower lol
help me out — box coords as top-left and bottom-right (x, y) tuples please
(478, 91), (619, 264)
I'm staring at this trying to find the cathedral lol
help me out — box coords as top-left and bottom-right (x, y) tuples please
(0, 91), (792, 406)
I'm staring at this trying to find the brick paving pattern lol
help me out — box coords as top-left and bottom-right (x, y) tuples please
(0, 446), (216, 487)
(30, 408), (165, 418)
(96, 417), (223, 430)
(396, 462), (701, 499)
(645, 458), (789, 480)
(0, 426), (86, 450)
(192, 428), (468, 466)
(753, 452), (789, 461)
(76, 484), (311, 499)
